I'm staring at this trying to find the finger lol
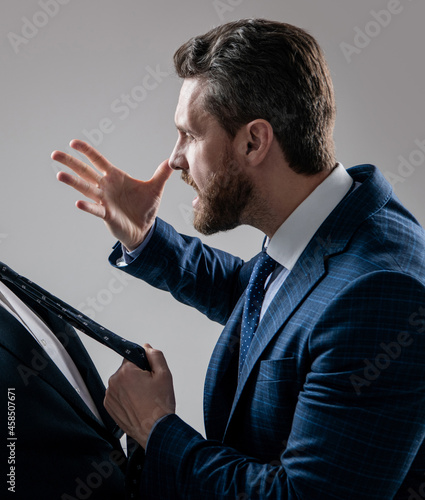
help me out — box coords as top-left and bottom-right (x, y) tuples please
(75, 200), (106, 219)
(109, 359), (142, 385)
(52, 150), (102, 184)
(149, 159), (173, 191)
(106, 358), (128, 389)
(70, 139), (114, 174)
(103, 389), (127, 427)
(57, 171), (102, 202)
(143, 344), (170, 374)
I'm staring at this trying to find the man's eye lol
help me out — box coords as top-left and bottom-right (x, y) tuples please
(186, 133), (194, 140)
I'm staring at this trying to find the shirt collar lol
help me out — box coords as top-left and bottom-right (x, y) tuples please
(266, 163), (353, 270)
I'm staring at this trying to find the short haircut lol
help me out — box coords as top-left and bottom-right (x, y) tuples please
(174, 19), (336, 175)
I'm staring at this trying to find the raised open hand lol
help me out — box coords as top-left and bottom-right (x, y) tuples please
(52, 140), (173, 251)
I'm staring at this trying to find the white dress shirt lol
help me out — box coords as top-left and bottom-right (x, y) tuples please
(0, 281), (102, 422)
(260, 163), (354, 320)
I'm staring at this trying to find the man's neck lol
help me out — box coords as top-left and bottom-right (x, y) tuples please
(249, 163), (334, 238)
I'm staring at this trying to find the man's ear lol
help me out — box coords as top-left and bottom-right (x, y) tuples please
(234, 119), (274, 166)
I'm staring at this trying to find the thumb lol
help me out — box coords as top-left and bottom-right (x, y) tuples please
(149, 159), (173, 192)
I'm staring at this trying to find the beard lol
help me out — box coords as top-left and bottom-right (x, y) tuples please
(181, 149), (254, 235)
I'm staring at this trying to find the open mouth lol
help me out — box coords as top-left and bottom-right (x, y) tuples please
(181, 171), (200, 208)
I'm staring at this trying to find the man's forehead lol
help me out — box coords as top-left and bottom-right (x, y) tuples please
(179, 78), (205, 106)
(174, 78), (210, 130)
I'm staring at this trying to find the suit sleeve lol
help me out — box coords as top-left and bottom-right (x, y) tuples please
(138, 270), (425, 499)
(109, 218), (253, 325)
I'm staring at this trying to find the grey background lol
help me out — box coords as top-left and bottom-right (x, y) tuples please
(1, 0), (424, 434)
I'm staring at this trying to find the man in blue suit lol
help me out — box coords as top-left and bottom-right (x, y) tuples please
(53, 19), (425, 499)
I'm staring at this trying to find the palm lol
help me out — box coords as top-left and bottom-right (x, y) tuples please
(52, 140), (173, 250)
(100, 170), (162, 248)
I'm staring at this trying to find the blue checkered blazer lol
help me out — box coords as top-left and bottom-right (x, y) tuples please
(110, 164), (425, 499)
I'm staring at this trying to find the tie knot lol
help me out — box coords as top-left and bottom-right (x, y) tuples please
(249, 251), (276, 288)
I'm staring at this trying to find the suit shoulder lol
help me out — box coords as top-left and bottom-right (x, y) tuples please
(332, 201), (425, 285)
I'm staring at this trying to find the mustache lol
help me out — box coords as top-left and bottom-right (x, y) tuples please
(181, 170), (198, 190)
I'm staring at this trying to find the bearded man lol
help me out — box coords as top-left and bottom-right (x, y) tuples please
(53, 19), (425, 500)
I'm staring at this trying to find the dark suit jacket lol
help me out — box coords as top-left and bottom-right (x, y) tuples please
(0, 279), (126, 499)
(110, 164), (425, 499)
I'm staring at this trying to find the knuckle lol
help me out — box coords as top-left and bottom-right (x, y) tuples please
(92, 152), (103, 164)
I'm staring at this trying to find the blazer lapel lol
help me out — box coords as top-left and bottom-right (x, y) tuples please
(204, 294), (244, 440)
(223, 239), (329, 439)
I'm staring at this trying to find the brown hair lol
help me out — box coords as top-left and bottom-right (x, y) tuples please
(174, 19), (336, 175)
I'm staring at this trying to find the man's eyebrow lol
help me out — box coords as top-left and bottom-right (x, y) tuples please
(176, 124), (198, 136)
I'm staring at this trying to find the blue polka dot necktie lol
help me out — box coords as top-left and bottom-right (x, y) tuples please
(0, 262), (150, 371)
(239, 251), (277, 374)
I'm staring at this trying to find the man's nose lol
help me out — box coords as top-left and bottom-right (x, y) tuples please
(169, 144), (188, 171)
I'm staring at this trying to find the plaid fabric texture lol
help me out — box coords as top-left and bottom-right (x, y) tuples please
(111, 165), (425, 499)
